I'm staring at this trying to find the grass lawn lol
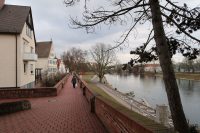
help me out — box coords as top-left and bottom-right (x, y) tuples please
(82, 74), (170, 131)
(143, 72), (200, 81)
(175, 72), (200, 80)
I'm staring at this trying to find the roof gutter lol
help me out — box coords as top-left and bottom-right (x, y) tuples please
(15, 34), (18, 87)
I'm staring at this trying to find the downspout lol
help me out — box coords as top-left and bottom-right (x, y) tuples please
(15, 34), (18, 87)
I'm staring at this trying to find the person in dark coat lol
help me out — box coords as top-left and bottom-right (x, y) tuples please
(71, 75), (77, 88)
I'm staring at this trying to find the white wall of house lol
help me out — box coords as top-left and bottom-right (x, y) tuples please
(0, 23), (36, 88)
(36, 58), (48, 72)
(47, 59), (57, 74)
(47, 46), (57, 74)
(58, 61), (66, 73)
(18, 23), (36, 88)
(36, 45), (57, 75)
(0, 35), (16, 87)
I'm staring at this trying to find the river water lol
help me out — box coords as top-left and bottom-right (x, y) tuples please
(105, 73), (200, 125)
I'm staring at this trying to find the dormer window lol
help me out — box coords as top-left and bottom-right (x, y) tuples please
(26, 24), (32, 38)
(28, 14), (31, 24)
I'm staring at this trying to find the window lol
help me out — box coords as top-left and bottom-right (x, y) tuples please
(23, 40), (28, 53)
(28, 14), (31, 24)
(26, 24), (32, 38)
(48, 60), (53, 64)
(24, 62), (28, 74)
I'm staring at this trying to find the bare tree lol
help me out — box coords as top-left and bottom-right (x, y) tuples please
(182, 57), (195, 72)
(62, 47), (87, 72)
(91, 43), (116, 82)
(194, 57), (200, 71)
(64, 0), (200, 132)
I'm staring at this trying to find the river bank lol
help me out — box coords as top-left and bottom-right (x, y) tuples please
(143, 72), (200, 81)
(105, 73), (200, 126)
(81, 74), (172, 132)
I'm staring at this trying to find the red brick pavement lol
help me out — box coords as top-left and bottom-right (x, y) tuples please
(0, 76), (107, 133)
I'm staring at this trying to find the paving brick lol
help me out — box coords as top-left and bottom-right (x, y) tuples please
(0, 76), (107, 133)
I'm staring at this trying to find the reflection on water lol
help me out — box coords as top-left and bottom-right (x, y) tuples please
(105, 74), (200, 125)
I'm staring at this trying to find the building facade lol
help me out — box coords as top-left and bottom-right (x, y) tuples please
(57, 59), (66, 73)
(35, 41), (58, 76)
(0, 2), (37, 88)
(144, 64), (162, 73)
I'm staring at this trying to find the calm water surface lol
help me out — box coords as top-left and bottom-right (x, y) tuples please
(105, 73), (200, 125)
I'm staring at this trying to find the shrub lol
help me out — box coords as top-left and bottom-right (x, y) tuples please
(41, 72), (66, 87)
(189, 125), (199, 133)
(0, 100), (31, 116)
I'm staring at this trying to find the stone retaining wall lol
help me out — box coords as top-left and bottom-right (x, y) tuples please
(0, 75), (69, 99)
(76, 75), (170, 133)
(95, 97), (153, 133)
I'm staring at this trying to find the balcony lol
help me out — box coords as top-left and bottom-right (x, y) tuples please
(23, 53), (38, 61)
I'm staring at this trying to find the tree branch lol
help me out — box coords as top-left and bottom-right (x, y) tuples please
(161, 13), (200, 43)
(69, 1), (149, 29)
(107, 9), (149, 51)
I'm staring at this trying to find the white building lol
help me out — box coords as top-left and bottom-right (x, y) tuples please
(57, 59), (66, 74)
(0, 2), (37, 88)
(144, 64), (162, 73)
(35, 41), (57, 76)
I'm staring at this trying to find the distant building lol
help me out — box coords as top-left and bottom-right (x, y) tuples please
(0, 2), (37, 88)
(144, 64), (162, 73)
(35, 41), (57, 76)
(57, 59), (66, 73)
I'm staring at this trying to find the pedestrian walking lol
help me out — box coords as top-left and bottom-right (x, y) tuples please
(71, 75), (77, 88)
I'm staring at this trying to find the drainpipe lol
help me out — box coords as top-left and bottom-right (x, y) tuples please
(15, 34), (18, 87)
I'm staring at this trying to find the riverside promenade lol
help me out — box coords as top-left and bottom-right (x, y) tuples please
(0, 76), (107, 133)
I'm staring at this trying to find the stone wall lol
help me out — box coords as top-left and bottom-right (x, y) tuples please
(76, 75), (171, 133)
(55, 75), (69, 95)
(0, 75), (69, 99)
(95, 97), (153, 133)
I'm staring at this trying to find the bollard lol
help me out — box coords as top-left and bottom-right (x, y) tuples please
(62, 83), (64, 88)
(156, 104), (169, 126)
(90, 96), (95, 113)
(80, 82), (83, 88)
(83, 86), (86, 96)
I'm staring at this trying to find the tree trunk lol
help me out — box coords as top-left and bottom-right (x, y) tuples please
(99, 76), (102, 83)
(99, 72), (103, 83)
(149, 0), (190, 132)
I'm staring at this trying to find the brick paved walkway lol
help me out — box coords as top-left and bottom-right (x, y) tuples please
(0, 76), (107, 133)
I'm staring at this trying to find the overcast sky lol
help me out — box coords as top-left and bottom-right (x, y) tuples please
(6, 0), (200, 63)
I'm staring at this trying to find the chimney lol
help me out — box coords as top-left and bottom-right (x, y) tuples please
(0, 0), (5, 10)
